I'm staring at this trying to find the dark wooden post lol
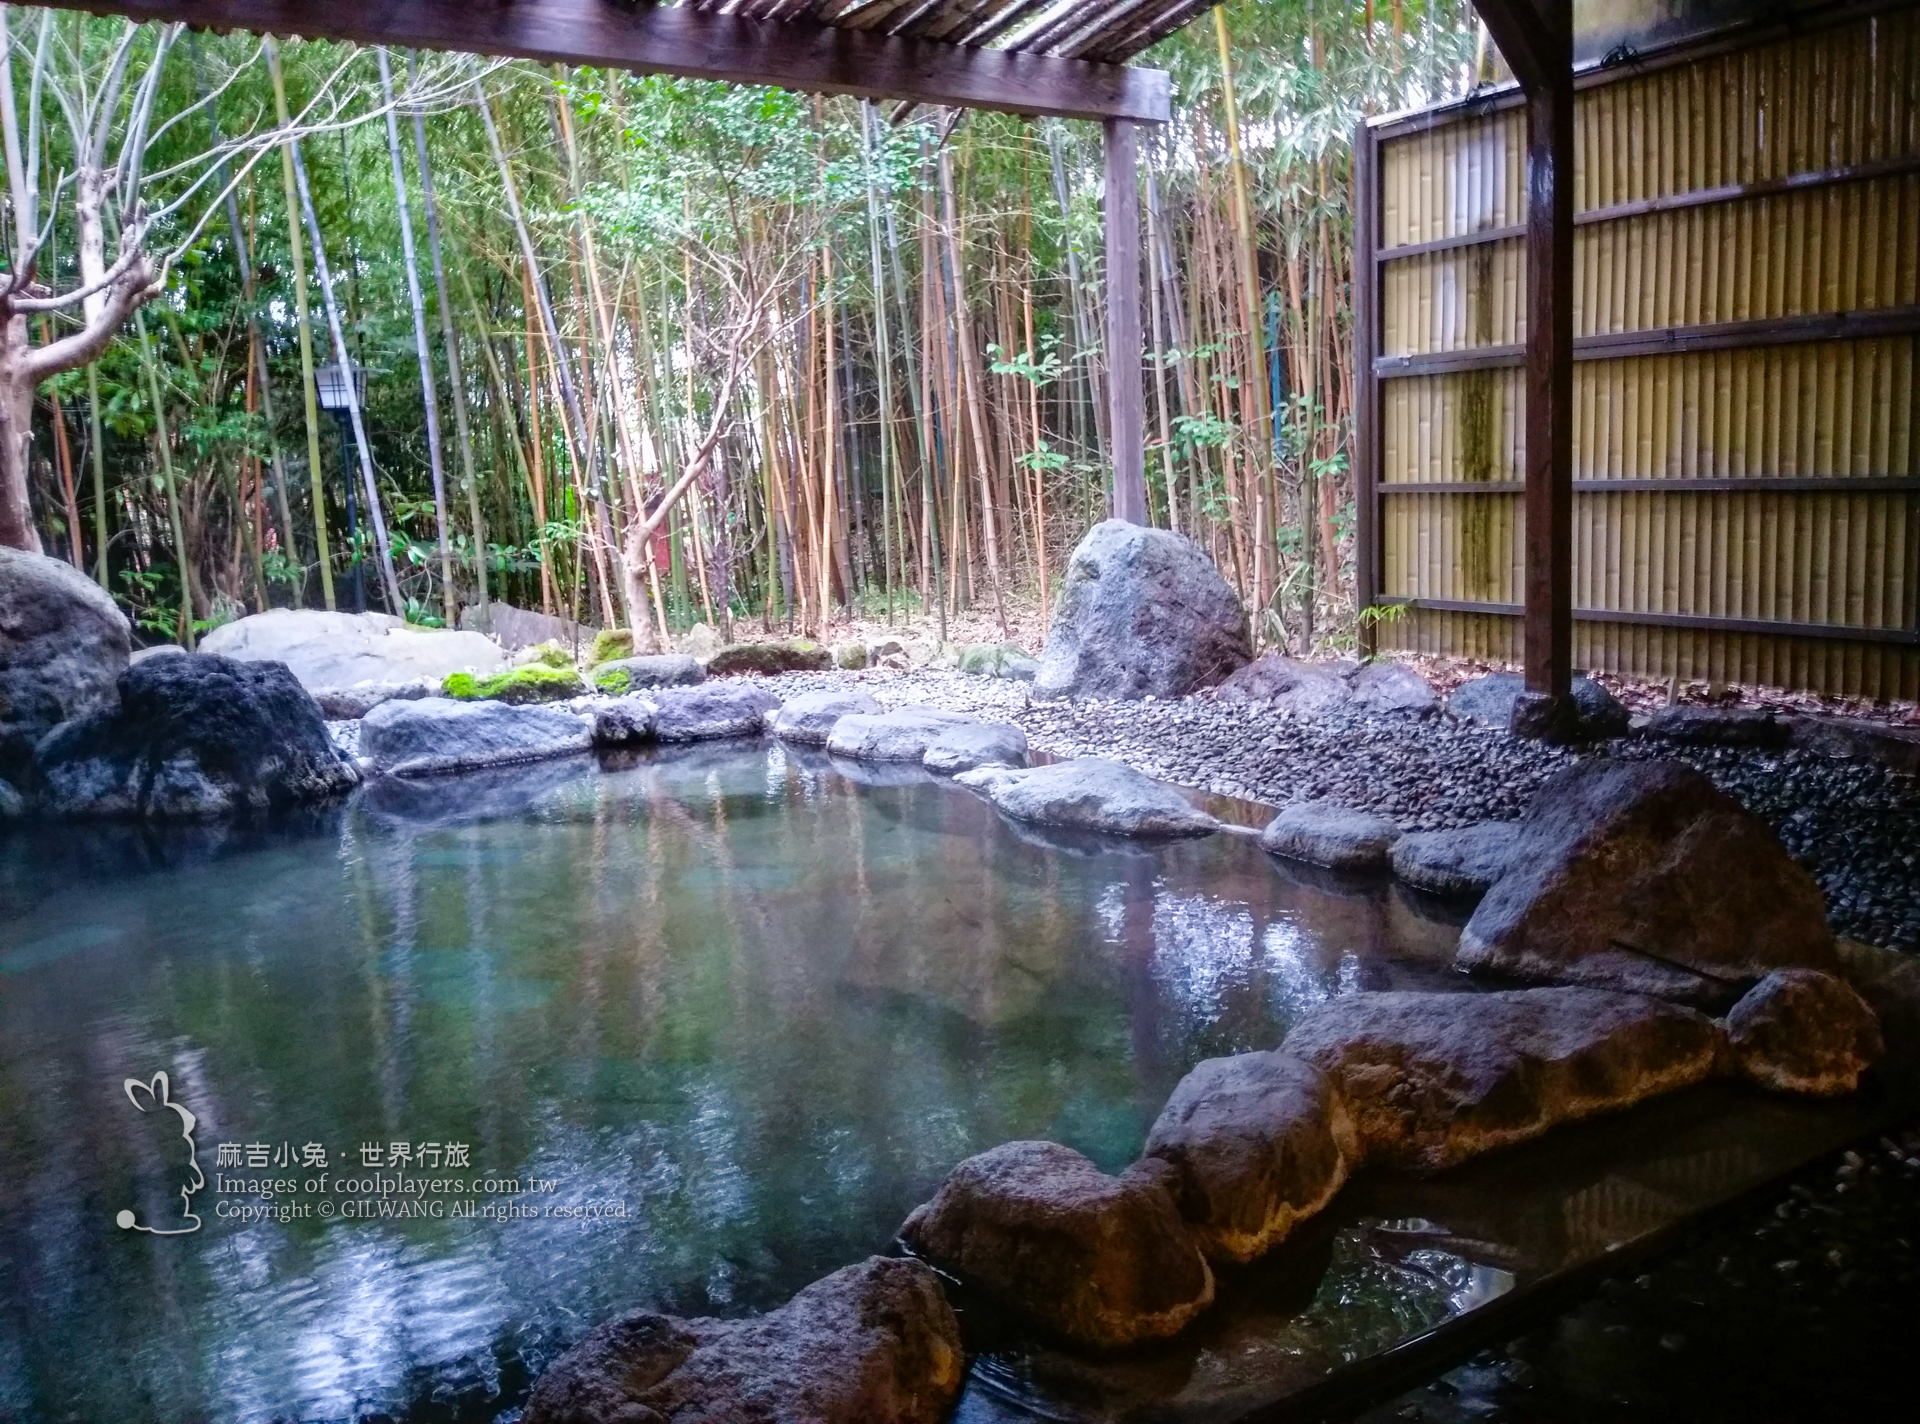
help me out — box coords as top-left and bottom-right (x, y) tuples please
(1352, 117), (1381, 659)
(1474, 0), (1574, 728)
(1105, 116), (1148, 525)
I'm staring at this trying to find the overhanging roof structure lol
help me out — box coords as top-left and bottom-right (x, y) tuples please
(62, 0), (1186, 121)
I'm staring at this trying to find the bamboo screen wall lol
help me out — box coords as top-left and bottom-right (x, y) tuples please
(1352, 1), (1920, 699)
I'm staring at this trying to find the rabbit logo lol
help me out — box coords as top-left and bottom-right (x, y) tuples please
(115, 1072), (204, 1236)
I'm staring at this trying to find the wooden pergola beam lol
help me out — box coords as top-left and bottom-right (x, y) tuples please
(52, 0), (1172, 123)
(1475, 0), (1574, 719)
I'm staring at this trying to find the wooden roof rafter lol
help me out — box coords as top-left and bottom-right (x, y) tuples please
(55, 0), (1177, 122)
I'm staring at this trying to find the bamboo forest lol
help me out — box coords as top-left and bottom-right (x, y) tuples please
(2, 1), (1478, 653)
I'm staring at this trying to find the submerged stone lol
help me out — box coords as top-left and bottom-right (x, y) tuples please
(651, 683), (781, 742)
(1391, 821), (1522, 899)
(33, 654), (359, 818)
(1457, 759), (1838, 1002)
(1281, 987), (1725, 1173)
(1260, 800), (1401, 872)
(1726, 969), (1884, 1097)
(955, 757), (1218, 838)
(360, 697), (591, 777)
(523, 1255), (962, 1424)
(826, 707), (978, 761)
(772, 689), (884, 746)
(1144, 1051), (1357, 1263)
(900, 1140), (1214, 1350)
(1035, 520), (1250, 700)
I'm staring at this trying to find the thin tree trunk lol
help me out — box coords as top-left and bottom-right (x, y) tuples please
(290, 139), (406, 615)
(267, 41), (334, 610)
(378, 49), (455, 625)
(410, 52), (486, 621)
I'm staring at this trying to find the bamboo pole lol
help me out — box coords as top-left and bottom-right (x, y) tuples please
(267, 39), (334, 610)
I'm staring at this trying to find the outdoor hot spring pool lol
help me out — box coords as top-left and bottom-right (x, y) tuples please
(0, 740), (1509, 1422)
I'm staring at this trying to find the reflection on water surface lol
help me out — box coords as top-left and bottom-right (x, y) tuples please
(0, 741), (1473, 1422)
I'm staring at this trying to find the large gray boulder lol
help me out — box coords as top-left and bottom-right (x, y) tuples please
(826, 707), (978, 761)
(900, 1141), (1214, 1350)
(1391, 821), (1522, 898)
(1282, 988), (1725, 1173)
(922, 721), (1027, 774)
(200, 609), (505, 690)
(32, 654), (359, 818)
(523, 1255), (963, 1424)
(955, 757), (1218, 838)
(1725, 969), (1884, 1097)
(1447, 670), (1629, 739)
(1034, 520), (1249, 700)
(1215, 655), (1352, 716)
(771, 688), (883, 745)
(1457, 759), (1839, 1001)
(651, 683), (780, 742)
(1260, 800), (1401, 872)
(0, 547), (130, 780)
(1144, 1052), (1357, 1263)
(359, 697), (591, 777)
(590, 653), (704, 694)
(459, 600), (590, 653)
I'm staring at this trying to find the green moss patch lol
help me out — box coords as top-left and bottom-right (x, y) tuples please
(588, 628), (635, 668)
(442, 663), (585, 704)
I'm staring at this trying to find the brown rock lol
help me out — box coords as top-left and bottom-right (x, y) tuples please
(523, 1255), (962, 1424)
(1725, 969), (1884, 1097)
(899, 1140), (1214, 1350)
(1144, 1051), (1357, 1262)
(1281, 988), (1725, 1173)
(1457, 759), (1837, 1002)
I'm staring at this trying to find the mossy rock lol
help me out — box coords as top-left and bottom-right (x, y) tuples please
(705, 640), (833, 676)
(588, 628), (636, 668)
(442, 663), (585, 705)
(590, 654), (704, 695)
(832, 642), (869, 670)
(956, 642), (1034, 677)
(514, 640), (575, 669)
